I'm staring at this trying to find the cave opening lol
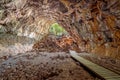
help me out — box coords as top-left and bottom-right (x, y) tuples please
(49, 23), (68, 37)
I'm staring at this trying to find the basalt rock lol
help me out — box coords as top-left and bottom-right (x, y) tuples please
(0, 0), (120, 59)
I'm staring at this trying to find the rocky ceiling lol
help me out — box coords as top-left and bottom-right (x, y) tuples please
(0, 0), (120, 59)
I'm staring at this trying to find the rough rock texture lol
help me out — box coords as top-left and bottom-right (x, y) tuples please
(33, 35), (81, 53)
(0, 0), (120, 59)
(0, 52), (96, 80)
(57, 0), (120, 59)
(0, 33), (35, 58)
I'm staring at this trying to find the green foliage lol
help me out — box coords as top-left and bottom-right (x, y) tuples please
(49, 23), (67, 36)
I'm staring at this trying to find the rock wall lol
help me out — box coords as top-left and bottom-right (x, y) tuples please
(0, 0), (120, 59)
(58, 0), (120, 59)
(0, 0), (55, 40)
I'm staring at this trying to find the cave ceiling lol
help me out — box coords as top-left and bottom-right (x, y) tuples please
(0, 0), (120, 59)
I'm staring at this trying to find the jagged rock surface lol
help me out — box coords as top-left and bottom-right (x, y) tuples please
(0, 0), (120, 59)
(0, 52), (95, 80)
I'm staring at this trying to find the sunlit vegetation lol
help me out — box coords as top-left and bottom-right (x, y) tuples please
(49, 23), (67, 36)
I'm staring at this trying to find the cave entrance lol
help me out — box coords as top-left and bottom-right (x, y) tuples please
(33, 22), (81, 52)
(49, 23), (68, 38)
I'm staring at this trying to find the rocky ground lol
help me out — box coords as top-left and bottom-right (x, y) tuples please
(0, 52), (98, 80)
(0, 33), (119, 80)
(0, 33), (98, 80)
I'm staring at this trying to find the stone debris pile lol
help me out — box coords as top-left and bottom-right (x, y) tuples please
(33, 35), (81, 52)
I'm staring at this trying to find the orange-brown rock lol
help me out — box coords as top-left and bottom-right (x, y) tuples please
(0, 0), (120, 59)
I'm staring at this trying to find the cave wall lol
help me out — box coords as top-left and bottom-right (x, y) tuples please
(58, 0), (120, 59)
(0, 0), (56, 40)
(0, 0), (120, 59)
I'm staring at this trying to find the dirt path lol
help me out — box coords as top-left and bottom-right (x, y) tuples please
(0, 52), (97, 80)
